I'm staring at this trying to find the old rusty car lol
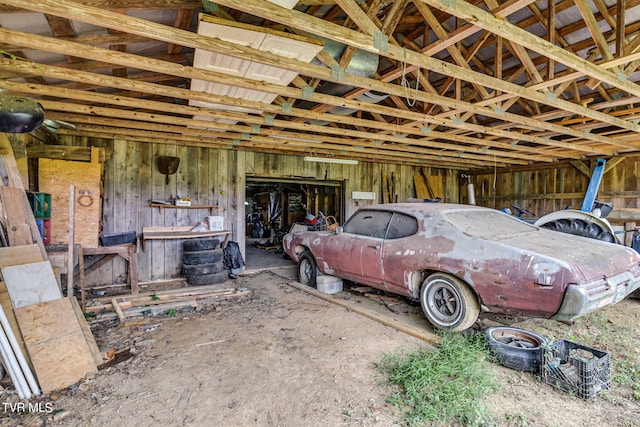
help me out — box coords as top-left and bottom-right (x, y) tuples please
(282, 203), (640, 331)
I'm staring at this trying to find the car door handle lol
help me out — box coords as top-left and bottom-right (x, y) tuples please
(367, 245), (380, 249)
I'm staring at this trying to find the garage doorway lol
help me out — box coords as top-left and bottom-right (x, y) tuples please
(244, 177), (344, 269)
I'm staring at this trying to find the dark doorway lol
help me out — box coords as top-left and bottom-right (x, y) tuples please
(244, 177), (344, 269)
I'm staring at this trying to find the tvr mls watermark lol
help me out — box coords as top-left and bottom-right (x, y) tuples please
(2, 402), (53, 414)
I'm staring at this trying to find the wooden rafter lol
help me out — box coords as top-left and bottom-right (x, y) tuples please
(2, 0), (640, 169)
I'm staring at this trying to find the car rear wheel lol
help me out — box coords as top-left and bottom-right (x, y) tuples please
(298, 251), (318, 288)
(420, 273), (480, 331)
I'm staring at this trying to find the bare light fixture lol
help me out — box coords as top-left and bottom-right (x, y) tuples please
(304, 156), (358, 165)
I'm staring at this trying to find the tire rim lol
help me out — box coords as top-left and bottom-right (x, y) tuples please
(299, 258), (313, 284)
(424, 278), (462, 326)
(491, 330), (542, 348)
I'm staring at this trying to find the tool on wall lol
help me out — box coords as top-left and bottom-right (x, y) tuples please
(77, 189), (94, 207)
(158, 156), (180, 185)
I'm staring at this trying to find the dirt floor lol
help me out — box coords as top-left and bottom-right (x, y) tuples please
(1, 266), (639, 427)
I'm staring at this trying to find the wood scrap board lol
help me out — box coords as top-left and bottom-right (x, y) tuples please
(69, 297), (103, 367)
(0, 244), (43, 269)
(0, 186), (34, 246)
(414, 175), (430, 198)
(15, 297), (98, 393)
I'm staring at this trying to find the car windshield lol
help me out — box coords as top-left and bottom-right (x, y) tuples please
(443, 209), (538, 238)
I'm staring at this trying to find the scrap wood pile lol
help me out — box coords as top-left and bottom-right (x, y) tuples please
(84, 284), (251, 323)
(0, 136), (102, 398)
(0, 192), (102, 397)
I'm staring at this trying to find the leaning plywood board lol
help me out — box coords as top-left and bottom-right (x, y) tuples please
(413, 175), (430, 199)
(0, 186), (34, 246)
(15, 298), (98, 393)
(68, 297), (102, 367)
(1, 261), (62, 309)
(0, 281), (32, 370)
(38, 157), (102, 248)
(0, 244), (43, 269)
(426, 176), (444, 199)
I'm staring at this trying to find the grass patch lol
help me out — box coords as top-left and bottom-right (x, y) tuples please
(378, 331), (499, 426)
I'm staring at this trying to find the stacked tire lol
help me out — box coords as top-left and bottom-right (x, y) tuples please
(182, 238), (227, 286)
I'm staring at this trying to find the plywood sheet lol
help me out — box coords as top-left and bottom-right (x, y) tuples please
(15, 298), (98, 393)
(69, 297), (103, 367)
(38, 158), (102, 248)
(1, 261), (61, 308)
(0, 244), (43, 269)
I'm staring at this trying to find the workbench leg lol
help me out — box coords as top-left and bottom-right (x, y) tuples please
(129, 245), (139, 294)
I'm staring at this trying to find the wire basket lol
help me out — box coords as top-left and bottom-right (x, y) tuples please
(542, 340), (610, 400)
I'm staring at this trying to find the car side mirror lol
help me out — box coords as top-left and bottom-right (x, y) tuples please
(335, 226), (343, 235)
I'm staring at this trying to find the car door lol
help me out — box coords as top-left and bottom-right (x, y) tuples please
(381, 212), (420, 296)
(339, 210), (392, 288)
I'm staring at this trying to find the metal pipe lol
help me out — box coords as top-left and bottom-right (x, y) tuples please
(0, 305), (40, 395)
(0, 322), (30, 399)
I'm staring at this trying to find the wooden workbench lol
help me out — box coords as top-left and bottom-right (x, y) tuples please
(141, 226), (231, 251)
(82, 243), (139, 307)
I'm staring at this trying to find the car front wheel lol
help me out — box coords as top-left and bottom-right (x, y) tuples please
(297, 251), (318, 288)
(420, 273), (480, 331)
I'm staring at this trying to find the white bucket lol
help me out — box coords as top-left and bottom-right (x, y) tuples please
(208, 216), (224, 231)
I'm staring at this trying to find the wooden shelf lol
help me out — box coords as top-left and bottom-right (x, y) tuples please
(150, 203), (218, 212)
(141, 226), (231, 251)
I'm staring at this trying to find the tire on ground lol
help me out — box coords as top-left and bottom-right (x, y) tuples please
(181, 261), (224, 277)
(182, 249), (223, 265)
(483, 326), (547, 372)
(183, 238), (220, 252)
(187, 271), (228, 286)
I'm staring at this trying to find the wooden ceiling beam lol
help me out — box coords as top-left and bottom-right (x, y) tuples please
(5, 0), (636, 140)
(215, 0), (638, 133)
(409, 0), (640, 98)
(1, 29), (616, 154)
(58, 122), (497, 168)
(45, 109), (529, 165)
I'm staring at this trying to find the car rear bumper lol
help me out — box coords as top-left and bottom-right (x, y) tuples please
(551, 270), (640, 321)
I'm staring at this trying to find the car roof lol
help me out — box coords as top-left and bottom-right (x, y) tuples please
(360, 203), (495, 217)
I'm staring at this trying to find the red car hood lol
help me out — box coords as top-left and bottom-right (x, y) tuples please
(493, 230), (640, 282)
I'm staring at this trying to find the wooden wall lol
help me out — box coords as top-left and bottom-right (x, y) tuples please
(33, 135), (640, 287)
(470, 156), (640, 227)
(44, 137), (456, 286)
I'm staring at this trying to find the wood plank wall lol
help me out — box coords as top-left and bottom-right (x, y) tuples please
(21, 134), (640, 287)
(470, 156), (640, 225)
(48, 136), (455, 286)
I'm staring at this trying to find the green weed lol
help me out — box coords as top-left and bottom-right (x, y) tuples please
(378, 331), (499, 426)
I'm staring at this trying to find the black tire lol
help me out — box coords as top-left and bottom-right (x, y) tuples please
(181, 261), (224, 277)
(187, 271), (228, 286)
(420, 273), (479, 331)
(183, 249), (223, 265)
(483, 326), (547, 372)
(183, 238), (220, 252)
(297, 251), (318, 288)
(540, 218), (616, 243)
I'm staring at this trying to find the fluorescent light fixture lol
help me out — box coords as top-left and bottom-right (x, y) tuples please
(304, 156), (358, 165)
